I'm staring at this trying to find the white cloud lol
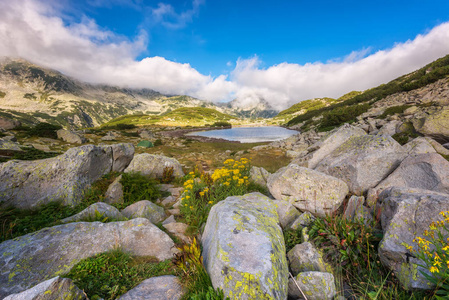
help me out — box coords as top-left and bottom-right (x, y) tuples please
(150, 0), (204, 29)
(1, 0), (449, 111)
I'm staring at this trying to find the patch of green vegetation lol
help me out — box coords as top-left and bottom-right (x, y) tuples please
(336, 90), (362, 101)
(210, 121), (232, 127)
(0, 90), (6, 98)
(283, 228), (302, 252)
(102, 123), (137, 130)
(378, 105), (412, 119)
(66, 249), (177, 300)
(277, 97), (337, 118)
(23, 93), (37, 100)
(318, 103), (371, 131)
(26, 122), (62, 139)
(119, 172), (162, 209)
(12, 147), (60, 160)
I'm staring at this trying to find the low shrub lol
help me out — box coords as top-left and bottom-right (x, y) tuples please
(119, 172), (162, 209)
(378, 105), (412, 119)
(27, 122), (62, 139)
(12, 147), (60, 160)
(154, 138), (163, 146)
(211, 121), (231, 127)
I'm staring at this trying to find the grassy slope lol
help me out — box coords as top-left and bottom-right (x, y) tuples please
(285, 54), (449, 130)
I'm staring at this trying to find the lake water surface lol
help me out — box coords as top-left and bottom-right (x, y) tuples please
(186, 126), (299, 143)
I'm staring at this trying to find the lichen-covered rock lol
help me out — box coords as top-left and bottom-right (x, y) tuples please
(0, 218), (175, 298)
(403, 137), (436, 156)
(425, 137), (449, 156)
(289, 272), (336, 300)
(343, 195), (372, 223)
(287, 242), (332, 275)
(104, 175), (124, 205)
(268, 164), (348, 217)
(0, 140), (22, 152)
(288, 212), (316, 230)
(413, 108), (449, 143)
(202, 193), (288, 300)
(303, 124), (366, 169)
(315, 135), (406, 194)
(0, 144), (114, 209)
(124, 153), (184, 178)
(110, 143), (135, 172)
(4, 277), (86, 300)
(118, 275), (184, 300)
(273, 200), (301, 229)
(378, 187), (449, 290)
(121, 200), (166, 224)
(249, 166), (270, 188)
(56, 129), (87, 144)
(61, 202), (125, 223)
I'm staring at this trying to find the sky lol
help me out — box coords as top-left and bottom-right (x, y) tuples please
(1, 0), (449, 110)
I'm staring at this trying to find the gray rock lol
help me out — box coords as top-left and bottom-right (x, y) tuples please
(378, 120), (400, 136)
(161, 196), (176, 206)
(249, 166), (271, 188)
(121, 200), (166, 223)
(118, 275), (184, 300)
(1, 135), (17, 142)
(413, 108), (449, 143)
(110, 143), (135, 172)
(268, 164), (348, 217)
(125, 153), (184, 178)
(138, 129), (154, 140)
(0, 117), (21, 130)
(4, 277), (86, 300)
(104, 175), (124, 205)
(56, 129), (87, 144)
(403, 137), (436, 155)
(0, 218), (175, 297)
(61, 202), (125, 223)
(287, 242), (332, 275)
(315, 135), (406, 194)
(101, 131), (119, 141)
(202, 193), (288, 299)
(425, 137), (449, 156)
(0, 144), (113, 209)
(162, 215), (176, 225)
(0, 139), (22, 152)
(163, 222), (190, 243)
(290, 272), (336, 300)
(31, 143), (51, 152)
(289, 212), (316, 230)
(273, 199), (301, 228)
(305, 124), (366, 169)
(378, 187), (449, 290)
(343, 195), (372, 223)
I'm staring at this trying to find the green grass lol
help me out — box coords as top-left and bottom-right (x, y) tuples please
(119, 172), (163, 209)
(65, 249), (178, 300)
(378, 105), (412, 119)
(0, 90), (5, 98)
(11, 147), (60, 160)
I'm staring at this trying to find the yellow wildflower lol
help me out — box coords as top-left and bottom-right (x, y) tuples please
(430, 266), (439, 273)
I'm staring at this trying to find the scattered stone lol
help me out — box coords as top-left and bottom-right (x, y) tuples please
(287, 242), (332, 275)
(268, 164), (348, 217)
(124, 153), (184, 178)
(403, 137), (437, 155)
(0, 139), (22, 153)
(0, 117), (21, 130)
(56, 129), (87, 144)
(138, 129), (154, 140)
(413, 108), (449, 143)
(289, 272), (336, 300)
(202, 193), (288, 299)
(344, 195), (366, 221)
(168, 208), (181, 215)
(1, 135), (17, 142)
(163, 222), (190, 243)
(273, 199), (301, 228)
(31, 143), (51, 152)
(425, 137), (449, 156)
(249, 166), (271, 188)
(104, 175), (124, 205)
(378, 120), (400, 136)
(315, 135), (406, 194)
(0, 218), (175, 297)
(4, 277), (87, 300)
(101, 131), (119, 141)
(161, 196), (176, 206)
(378, 187), (449, 290)
(162, 215), (176, 225)
(289, 212), (316, 230)
(168, 187), (184, 198)
(118, 276), (184, 300)
(61, 202), (125, 223)
(121, 200), (166, 224)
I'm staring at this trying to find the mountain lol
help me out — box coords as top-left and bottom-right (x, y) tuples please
(0, 58), (236, 128)
(222, 97), (279, 119)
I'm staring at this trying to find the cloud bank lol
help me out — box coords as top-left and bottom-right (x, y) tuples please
(1, 0), (449, 110)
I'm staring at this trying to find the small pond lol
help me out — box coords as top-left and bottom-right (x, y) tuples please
(186, 126), (299, 143)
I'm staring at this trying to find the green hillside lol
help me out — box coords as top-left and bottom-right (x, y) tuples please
(286, 54), (449, 130)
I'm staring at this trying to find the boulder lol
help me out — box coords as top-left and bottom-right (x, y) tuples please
(110, 143), (135, 172)
(378, 187), (449, 290)
(403, 137), (436, 155)
(343, 195), (372, 223)
(56, 129), (87, 144)
(61, 202), (125, 223)
(315, 135), (406, 194)
(118, 275), (184, 300)
(124, 154), (184, 178)
(101, 131), (119, 141)
(273, 200), (301, 228)
(378, 120), (400, 136)
(4, 277), (86, 300)
(0, 218), (175, 297)
(0, 117), (21, 130)
(249, 166), (270, 188)
(288, 272), (336, 300)
(138, 129), (154, 140)
(162, 215), (176, 225)
(287, 242), (332, 275)
(104, 175), (124, 205)
(289, 212), (315, 230)
(121, 200), (166, 224)
(425, 137), (449, 156)
(268, 164), (348, 217)
(163, 222), (190, 243)
(0, 144), (133, 209)
(202, 193), (288, 299)
(413, 108), (449, 143)
(303, 124), (366, 169)
(0, 140), (22, 154)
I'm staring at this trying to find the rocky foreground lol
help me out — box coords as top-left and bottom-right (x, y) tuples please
(0, 118), (449, 299)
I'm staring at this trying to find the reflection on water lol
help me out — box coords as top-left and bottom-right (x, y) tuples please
(186, 126), (299, 143)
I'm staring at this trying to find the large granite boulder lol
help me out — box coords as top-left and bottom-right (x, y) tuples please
(118, 275), (184, 300)
(4, 277), (86, 300)
(0, 218), (175, 298)
(249, 166), (270, 188)
(110, 143), (135, 173)
(378, 187), (449, 290)
(61, 202), (125, 223)
(124, 154), (184, 178)
(413, 108), (449, 143)
(268, 164), (348, 217)
(202, 193), (288, 299)
(403, 137), (436, 156)
(121, 200), (166, 224)
(303, 124), (366, 169)
(0, 144), (134, 209)
(56, 129), (87, 144)
(315, 135), (406, 194)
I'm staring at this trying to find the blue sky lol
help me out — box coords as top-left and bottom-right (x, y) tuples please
(1, 0), (449, 109)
